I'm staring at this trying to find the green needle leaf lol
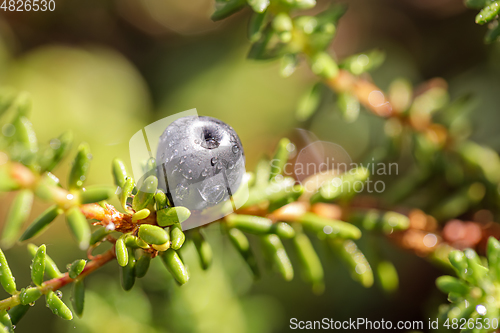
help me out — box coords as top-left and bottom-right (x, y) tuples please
(68, 259), (86, 279)
(135, 250), (152, 278)
(190, 229), (213, 270)
(0, 249), (16, 294)
(269, 138), (291, 180)
(79, 186), (114, 204)
(436, 275), (469, 295)
(476, 1), (500, 24)
(66, 207), (90, 250)
(261, 234), (293, 281)
(292, 231), (324, 293)
(27, 244), (63, 279)
(19, 205), (62, 242)
(68, 143), (91, 190)
(31, 244), (46, 286)
(112, 158), (129, 188)
(121, 248), (136, 291)
(329, 239), (373, 287)
(299, 213), (362, 239)
(115, 235), (129, 267)
(72, 279), (85, 318)
(7, 305), (29, 326)
(211, 0), (246, 21)
(89, 226), (112, 246)
(170, 223), (186, 250)
(296, 83), (323, 121)
(376, 261), (399, 294)
(46, 290), (73, 320)
(160, 249), (189, 285)
(1, 189), (33, 248)
(19, 287), (42, 305)
(227, 228), (260, 278)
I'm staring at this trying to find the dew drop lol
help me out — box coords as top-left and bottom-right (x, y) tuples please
(211, 157), (218, 166)
(201, 168), (209, 177)
(181, 168), (193, 180)
(172, 165), (178, 172)
(175, 184), (190, 201)
(199, 185), (226, 204)
(232, 145), (239, 154)
(168, 141), (175, 148)
(183, 146), (189, 151)
(55, 290), (63, 299)
(194, 139), (200, 144)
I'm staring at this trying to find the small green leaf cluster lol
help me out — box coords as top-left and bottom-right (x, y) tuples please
(436, 237), (500, 333)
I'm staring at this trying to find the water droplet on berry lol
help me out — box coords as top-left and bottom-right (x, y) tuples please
(168, 141), (175, 148)
(201, 168), (209, 177)
(228, 162), (235, 169)
(232, 145), (239, 154)
(172, 165), (178, 172)
(175, 183), (189, 200)
(199, 185), (226, 204)
(181, 168), (193, 180)
(183, 146), (189, 151)
(211, 157), (217, 166)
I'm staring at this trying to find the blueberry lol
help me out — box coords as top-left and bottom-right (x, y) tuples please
(156, 116), (245, 212)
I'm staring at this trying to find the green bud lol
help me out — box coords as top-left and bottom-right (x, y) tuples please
(31, 244), (46, 286)
(121, 248), (136, 291)
(261, 234), (293, 281)
(132, 208), (150, 223)
(135, 250), (152, 278)
(160, 249), (189, 285)
(89, 227), (111, 245)
(248, 0), (269, 12)
(124, 235), (149, 249)
(157, 207), (191, 227)
(191, 229), (213, 270)
(273, 222), (295, 239)
(68, 259), (86, 279)
(0, 249), (16, 295)
(476, 1), (500, 24)
(376, 261), (399, 293)
(27, 244), (62, 279)
(211, 0), (246, 21)
(1, 189), (33, 248)
(352, 210), (410, 233)
(311, 167), (370, 203)
(69, 143), (91, 190)
(465, 0), (488, 9)
(248, 11), (267, 42)
(299, 213), (361, 239)
(292, 231), (324, 293)
(19, 287), (42, 305)
(138, 224), (170, 245)
(132, 176), (157, 212)
(79, 186), (114, 204)
(72, 279), (85, 318)
(112, 158), (128, 187)
(329, 239), (373, 287)
(309, 52), (338, 79)
(46, 290), (73, 320)
(170, 223), (186, 250)
(38, 131), (73, 173)
(436, 275), (470, 295)
(269, 138), (291, 180)
(19, 205), (62, 241)
(155, 189), (167, 210)
(116, 235), (128, 267)
(227, 228), (259, 277)
(66, 207), (90, 250)
(7, 305), (29, 325)
(268, 184), (304, 212)
(273, 13), (293, 32)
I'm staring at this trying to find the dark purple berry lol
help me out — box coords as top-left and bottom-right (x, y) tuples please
(156, 116), (245, 212)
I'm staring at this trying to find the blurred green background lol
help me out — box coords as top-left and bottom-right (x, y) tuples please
(0, 0), (500, 332)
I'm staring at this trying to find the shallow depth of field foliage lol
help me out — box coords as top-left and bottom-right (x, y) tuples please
(1, 0), (500, 333)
